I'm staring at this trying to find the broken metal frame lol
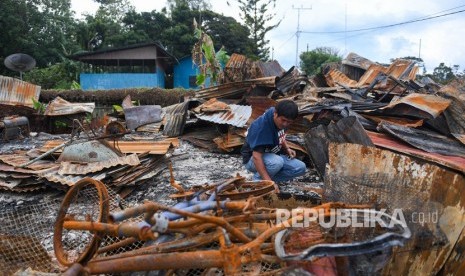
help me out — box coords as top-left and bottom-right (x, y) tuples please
(54, 177), (410, 275)
(274, 208), (411, 261)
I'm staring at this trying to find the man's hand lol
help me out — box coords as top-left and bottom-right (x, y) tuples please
(287, 148), (296, 159)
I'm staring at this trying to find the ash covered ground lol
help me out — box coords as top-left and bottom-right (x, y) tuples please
(0, 132), (321, 209)
(0, 132), (321, 274)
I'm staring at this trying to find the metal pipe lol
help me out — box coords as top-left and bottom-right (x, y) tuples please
(87, 251), (223, 274)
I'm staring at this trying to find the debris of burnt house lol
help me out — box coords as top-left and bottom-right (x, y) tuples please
(1, 50), (465, 275)
(0, 116), (30, 141)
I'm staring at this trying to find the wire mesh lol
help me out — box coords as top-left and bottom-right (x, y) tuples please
(0, 180), (141, 275)
(0, 199), (61, 274)
(323, 172), (447, 273)
(324, 173), (443, 237)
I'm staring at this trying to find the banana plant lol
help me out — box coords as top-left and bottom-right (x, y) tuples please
(192, 18), (229, 88)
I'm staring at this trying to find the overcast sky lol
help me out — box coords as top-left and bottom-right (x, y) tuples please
(71, 0), (465, 74)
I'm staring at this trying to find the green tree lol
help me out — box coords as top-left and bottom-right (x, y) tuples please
(24, 60), (81, 89)
(201, 10), (251, 55)
(300, 47), (342, 76)
(74, 0), (135, 51)
(230, 0), (280, 60)
(0, 0), (77, 76)
(119, 1), (252, 59)
(430, 62), (456, 84)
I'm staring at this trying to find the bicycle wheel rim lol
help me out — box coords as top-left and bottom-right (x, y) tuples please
(54, 177), (110, 266)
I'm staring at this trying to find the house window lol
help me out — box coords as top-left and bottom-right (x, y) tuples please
(189, 76), (197, 87)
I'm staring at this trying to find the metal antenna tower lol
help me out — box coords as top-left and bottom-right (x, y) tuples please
(292, 5), (312, 67)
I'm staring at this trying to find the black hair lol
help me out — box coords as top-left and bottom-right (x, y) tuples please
(275, 100), (298, 120)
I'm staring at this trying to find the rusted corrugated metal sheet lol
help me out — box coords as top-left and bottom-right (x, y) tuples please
(0, 153), (57, 170)
(276, 66), (309, 94)
(195, 77), (277, 100)
(304, 116), (374, 176)
(163, 101), (190, 137)
(195, 104), (252, 127)
(0, 184), (44, 192)
(222, 54), (283, 83)
(213, 134), (244, 152)
(385, 59), (418, 80)
(341, 52), (375, 70)
(357, 64), (387, 86)
(246, 96), (277, 122)
(41, 139), (178, 155)
(324, 69), (357, 87)
(378, 122), (465, 158)
(38, 167), (106, 186)
(136, 122), (163, 133)
(324, 143), (465, 275)
(0, 76), (41, 108)
(439, 88), (465, 146)
(367, 131), (465, 173)
(362, 114), (424, 127)
(382, 93), (451, 119)
(222, 53), (253, 83)
(0, 164), (38, 174)
(58, 153), (140, 175)
(255, 60), (285, 77)
(44, 96), (95, 116)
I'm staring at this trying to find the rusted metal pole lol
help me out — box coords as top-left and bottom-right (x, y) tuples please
(18, 139), (73, 168)
(87, 250), (223, 274)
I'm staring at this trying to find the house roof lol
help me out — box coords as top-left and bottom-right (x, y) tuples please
(69, 42), (178, 64)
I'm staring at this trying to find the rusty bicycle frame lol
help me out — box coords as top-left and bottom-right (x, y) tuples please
(55, 177), (410, 275)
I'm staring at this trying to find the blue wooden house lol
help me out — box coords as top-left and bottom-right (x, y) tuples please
(173, 56), (200, 89)
(70, 43), (177, 90)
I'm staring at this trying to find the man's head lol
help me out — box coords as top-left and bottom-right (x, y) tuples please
(273, 100), (298, 130)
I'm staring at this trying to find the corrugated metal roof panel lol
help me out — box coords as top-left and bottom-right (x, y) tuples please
(385, 59), (418, 80)
(357, 64), (388, 86)
(255, 60), (285, 77)
(44, 96), (95, 116)
(163, 101), (190, 137)
(276, 66), (309, 94)
(222, 53), (254, 83)
(41, 139), (178, 155)
(0, 76), (41, 108)
(0, 184), (45, 193)
(341, 52), (374, 70)
(383, 93), (451, 118)
(195, 77), (277, 100)
(213, 134), (244, 152)
(58, 153), (140, 175)
(195, 104), (252, 127)
(368, 131), (465, 173)
(246, 96), (277, 122)
(226, 53), (248, 69)
(325, 69), (358, 87)
(38, 167), (107, 186)
(0, 153), (57, 170)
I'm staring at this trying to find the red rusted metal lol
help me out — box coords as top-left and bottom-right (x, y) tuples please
(87, 250), (224, 273)
(368, 131), (465, 173)
(54, 178), (110, 266)
(0, 75), (40, 108)
(63, 221), (157, 241)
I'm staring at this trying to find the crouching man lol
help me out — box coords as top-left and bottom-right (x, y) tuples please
(241, 100), (306, 183)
